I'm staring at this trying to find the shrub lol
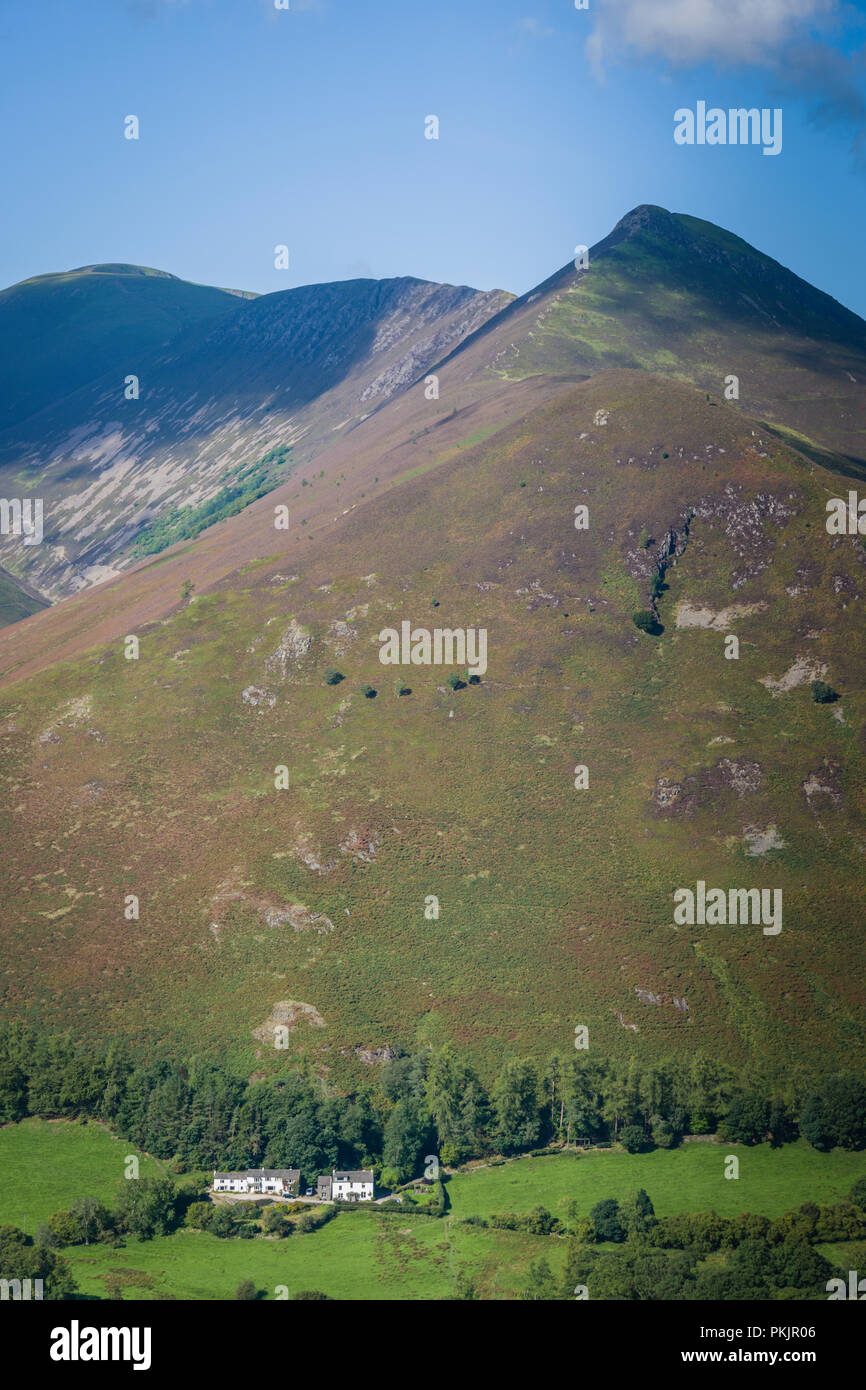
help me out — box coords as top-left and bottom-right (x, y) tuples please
(296, 1206), (335, 1234)
(619, 1125), (646, 1154)
(849, 1177), (866, 1211)
(209, 1206), (238, 1238)
(324, 669), (344, 686)
(361, 684), (377, 699)
(47, 1210), (81, 1247)
(395, 679), (411, 696)
(262, 1206), (291, 1236)
(184, 1201), (213, 1231)
(235, 1279), (259, 1300)
(446, 673), (465, 691)
(811, 680), (839, 703)
(651, 1118), (678, 1149)
(632, 610), (660, 634)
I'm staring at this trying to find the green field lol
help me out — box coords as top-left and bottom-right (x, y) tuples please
(63, 1217), (555, 1302)
(3, 1120), (865, 1300)
(0, 1119), (165, 1232)
(447, 1143), (866, 1222)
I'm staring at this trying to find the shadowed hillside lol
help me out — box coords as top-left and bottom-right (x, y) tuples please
(0, 271), (510, 598)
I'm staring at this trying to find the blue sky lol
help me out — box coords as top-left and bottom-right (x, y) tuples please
(2, 0), (865, 315)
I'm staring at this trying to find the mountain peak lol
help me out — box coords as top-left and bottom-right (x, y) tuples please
(70, 263), (179, 278)
(610, 203), (675, 237)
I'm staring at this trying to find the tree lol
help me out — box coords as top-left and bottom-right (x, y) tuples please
(0, 1224), (78, 1300)
(771, 1237), (835, 1293)
(262, 1205), (290, 1236)
(382, 1099), (429, 1182)
(589, 1198), (624, 1243)
(492, 1059), (541, 1153)
(522, 1257), (557, 1301)
(184, 1201), (214, 1231)
(426, 1046), (489, 1164)
(619, 1124), (646, 1153)
(68, 1197), (113, 1246)
(811, 680), (839, 703)
(209, 1206), (238, 1238)
(801, 1074), (866, 1150)
(563, 1055), (607, 1144)
(234, 1279), (259, 1300)
(729, 1211), (770, 1246)
(620, 1189), (656, 1239)
(719, 1091), (769, 1145)
(768, 1099), (797, 1148)
(651, 1118), (678, 1149)
(0, 1062), (27, 1122)
(849, 1177), (866, 1212)
(114, 1177), (178, 1239)
(324, 669), (344, 685)
(47, 1210), (82, 1247)
(688, 1054), (732, 1134)
(632, 610), (660, 635)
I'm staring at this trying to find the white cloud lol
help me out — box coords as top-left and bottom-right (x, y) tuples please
(586, 0), (866, 167)
(586, 0), (838, 72)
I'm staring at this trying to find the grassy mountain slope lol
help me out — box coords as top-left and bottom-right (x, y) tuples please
(2, 370), (864, 1089)
(0, 565), (49, 625)
(442, 204), (866, 468)
(0, 263), (252, 433)
(3, 205), (862, 611)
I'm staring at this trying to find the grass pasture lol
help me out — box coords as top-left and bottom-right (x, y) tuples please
(3, 1120), (865, 1300)
(447, 1142), (866, 1223)
(0, 1118), (165, 1233)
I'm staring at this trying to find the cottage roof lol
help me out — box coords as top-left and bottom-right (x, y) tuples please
(213, 1168), (300, 1181)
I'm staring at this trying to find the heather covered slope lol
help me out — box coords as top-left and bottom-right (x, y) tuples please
(1, 371), (863, 1087)
(442, 205), (866, 468)
(3, 204), (863, 610)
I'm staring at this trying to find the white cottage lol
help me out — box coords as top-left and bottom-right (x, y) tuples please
(212, 1168), (300, 1196)
(316, 1169), (375, 1202)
